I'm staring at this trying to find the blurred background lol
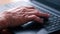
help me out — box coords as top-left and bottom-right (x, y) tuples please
(0, 0), (29, 5)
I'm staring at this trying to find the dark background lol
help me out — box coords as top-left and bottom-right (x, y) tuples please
(35, 0), (60, 11)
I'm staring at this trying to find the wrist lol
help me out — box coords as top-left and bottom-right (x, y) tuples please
(0, 12), (11, 28)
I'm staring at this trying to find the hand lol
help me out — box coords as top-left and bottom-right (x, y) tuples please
(0, 6), (49, 28)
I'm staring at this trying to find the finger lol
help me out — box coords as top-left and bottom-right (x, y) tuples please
(25, 11), (49, 18)
(36, 12), (49, 18)
(33, 9), (49, 18)
(25, 8), (49, 18)
(28, 15), (43, 23)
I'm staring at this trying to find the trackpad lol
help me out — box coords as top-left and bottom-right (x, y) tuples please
(37, 28), (48, 34)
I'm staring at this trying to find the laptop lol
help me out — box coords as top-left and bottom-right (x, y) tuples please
(28, 0), (60, 34)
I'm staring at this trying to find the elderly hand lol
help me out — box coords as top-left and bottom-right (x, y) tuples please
(0, 6), (49, 28)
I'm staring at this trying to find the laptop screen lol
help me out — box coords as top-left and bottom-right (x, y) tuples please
(34, 0), (60, 11)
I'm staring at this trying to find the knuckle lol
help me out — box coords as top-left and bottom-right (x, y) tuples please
(32, 15), (36, 17)
(36, 11), (39, 14)
(31, 15), (37, 19)
(28, 15), (36, 18)
(34, 11), (39, 14)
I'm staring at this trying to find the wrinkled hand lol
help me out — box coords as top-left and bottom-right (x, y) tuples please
(0, 6), (49, 28)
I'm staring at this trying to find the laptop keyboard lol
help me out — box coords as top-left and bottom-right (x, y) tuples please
(44, 13), (60, 33)
(30, 0), (60, 33)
